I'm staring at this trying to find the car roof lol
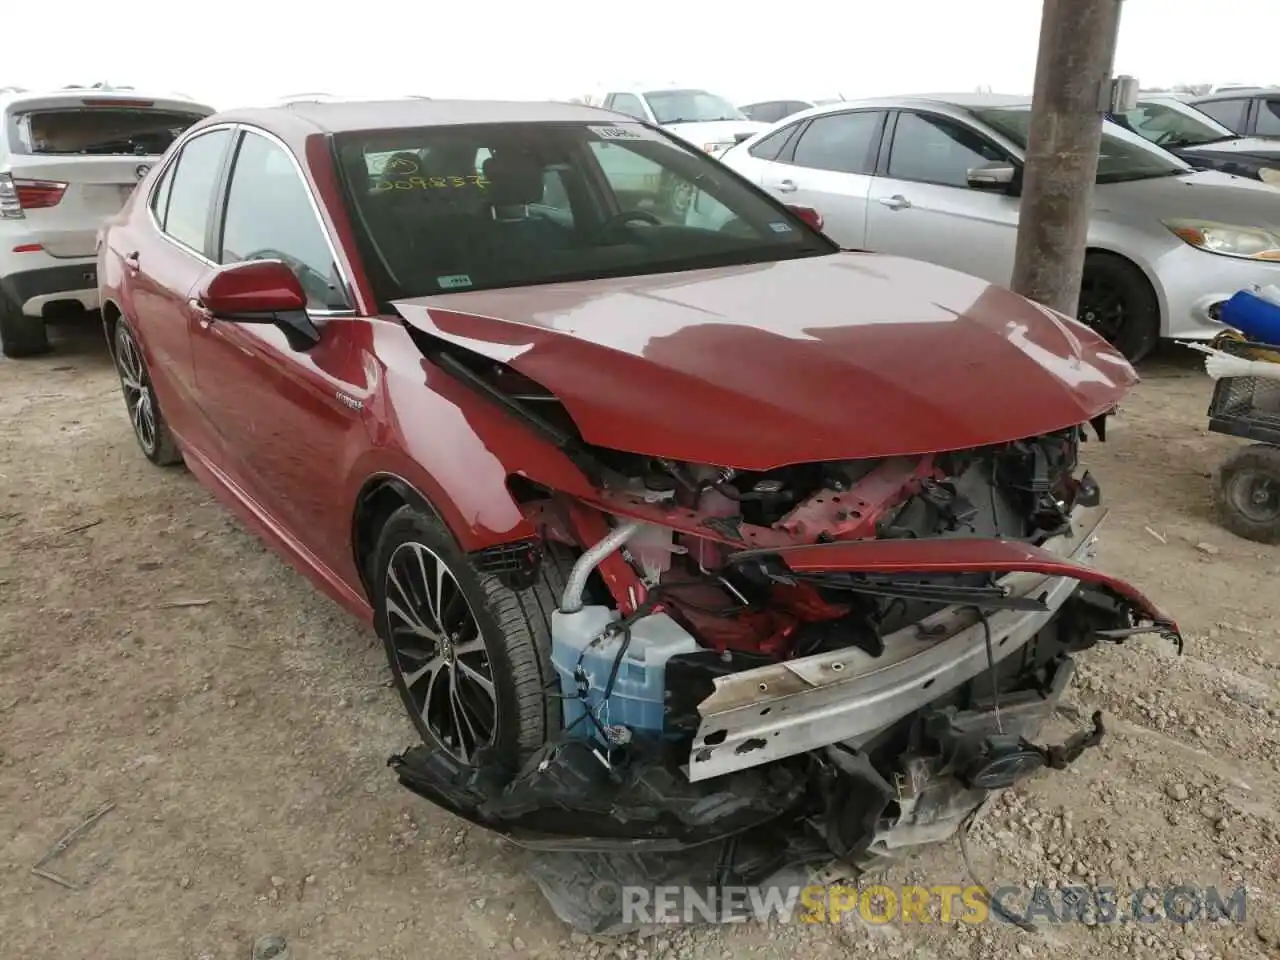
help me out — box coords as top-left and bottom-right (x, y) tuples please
(0, 85), (211, 110)
(1192, 87), (1280, 101)
(214, 97), (628, 134)
(783, 92), (1030, 122)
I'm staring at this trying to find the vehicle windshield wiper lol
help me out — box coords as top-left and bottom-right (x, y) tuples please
(1097, 169), (1185, 183)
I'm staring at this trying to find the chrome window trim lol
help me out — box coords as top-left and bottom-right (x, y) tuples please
(145, 121), (359, 314)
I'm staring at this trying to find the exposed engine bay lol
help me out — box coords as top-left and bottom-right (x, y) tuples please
(389, 347), (1183, 933)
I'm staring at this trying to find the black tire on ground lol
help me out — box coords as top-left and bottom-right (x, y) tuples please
(1213, 443), (1280, 544)
(372, 505), (571, 768)
(0, 294), (50, 358)
(112, 316), (183, 466)
(1077, 251), (1161, 363)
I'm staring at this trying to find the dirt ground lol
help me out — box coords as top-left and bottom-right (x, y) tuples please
(1, 319), (1278, 960)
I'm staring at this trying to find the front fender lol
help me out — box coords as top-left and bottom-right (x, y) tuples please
(348, 322), (600, 555)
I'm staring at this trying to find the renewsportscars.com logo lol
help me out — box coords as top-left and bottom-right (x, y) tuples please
(605, 883), (1249, 926)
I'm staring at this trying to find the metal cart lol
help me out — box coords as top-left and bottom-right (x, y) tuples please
(1206, 336), (1280, 544)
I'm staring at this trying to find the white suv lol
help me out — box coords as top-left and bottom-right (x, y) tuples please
(0, 86), (214, 357)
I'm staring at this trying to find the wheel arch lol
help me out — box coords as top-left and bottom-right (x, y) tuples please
(1083, 245), (1168, 336)
(100, 298), (123, 359)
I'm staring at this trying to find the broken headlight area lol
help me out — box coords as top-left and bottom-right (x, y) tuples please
(389, 423), (1182, 915)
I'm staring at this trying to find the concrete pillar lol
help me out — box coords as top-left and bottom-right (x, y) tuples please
(1010, 0), (1125, 317)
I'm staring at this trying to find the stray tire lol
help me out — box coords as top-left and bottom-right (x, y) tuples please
(0, 294), (50, 358)
(372, 506), (568, 768)
(112, 316), (182, 465)
(1213, 443), (1280, 544)
(1077, 252), (1160, 363)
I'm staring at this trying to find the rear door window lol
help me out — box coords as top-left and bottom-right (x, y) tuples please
(1196, 98), (1250, 133)
(14, 107), (209, 156)
(1255, 98), (1280, 136)
(161, 128), (231, 256)
(791, 111), (884, 175)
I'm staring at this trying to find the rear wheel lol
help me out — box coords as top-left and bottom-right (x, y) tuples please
(1077, 252), (1160, 363)
(372, 506), (569, 768)
(0, 294), (50, 358)
(1214, 443), (1280, 544)
(113, 317), (182, 465)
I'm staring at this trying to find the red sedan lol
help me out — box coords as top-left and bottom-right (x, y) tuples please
(97, 98), (1179, 894)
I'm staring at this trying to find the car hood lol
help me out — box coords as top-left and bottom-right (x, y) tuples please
(1180, 137), (1280, 161)
(392, 253), (1136, 470)
(1096, 169), (1280, 227)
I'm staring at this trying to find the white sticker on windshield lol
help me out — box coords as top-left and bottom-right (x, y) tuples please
(589, 125), (644, 141)
(769, 221), (794, 232)
(437, 274), (473, 290)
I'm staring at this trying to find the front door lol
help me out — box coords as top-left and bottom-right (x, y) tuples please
(188, 127), (371, 565)
(865, 110), (1019, 285)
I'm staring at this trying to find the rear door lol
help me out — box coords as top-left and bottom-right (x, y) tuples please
(122, 126), (234, 446)
(2, 94), (212, 258)
(756, 110), (886, 248)
(865, 110), (1019, 284)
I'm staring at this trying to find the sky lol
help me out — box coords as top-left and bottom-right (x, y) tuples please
(5, 0), (1277, 110)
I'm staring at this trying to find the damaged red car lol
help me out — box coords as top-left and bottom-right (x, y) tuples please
(97, 98), (1180, 928)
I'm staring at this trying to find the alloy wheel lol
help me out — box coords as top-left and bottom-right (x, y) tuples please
(1077, 275), (1127, 343)
(383, 541), (498, 761)
(115, 327), (157, 455)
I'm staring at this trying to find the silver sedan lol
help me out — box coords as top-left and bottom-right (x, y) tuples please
(721, 93), (1280, 361)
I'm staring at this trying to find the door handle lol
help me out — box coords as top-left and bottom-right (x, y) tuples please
(187, 298), (215, 329)
(878, 195), (912, 210)
(775, 179), (798, 194)
(123, 251), (140, 273)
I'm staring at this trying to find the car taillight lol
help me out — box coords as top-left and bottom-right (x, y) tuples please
(0, 173), (67, 217)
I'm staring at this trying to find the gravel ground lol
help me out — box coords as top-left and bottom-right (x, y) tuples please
(1, 320), (1277, 960)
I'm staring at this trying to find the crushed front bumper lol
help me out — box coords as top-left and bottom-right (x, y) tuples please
(687, 504), (1174, 782)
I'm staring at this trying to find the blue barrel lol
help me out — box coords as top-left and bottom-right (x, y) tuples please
(1220, 289), (1280, 344)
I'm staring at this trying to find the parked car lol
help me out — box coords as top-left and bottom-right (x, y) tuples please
(1109, 96), (1280, 184)
(0, 85), (215, 357)
(595, 87), (768, 156)
(97, 98), (1178, 914)
(740, 99), (817, 124)
(1189, 87), (1280, 137)
(722, 93), (1280, 361)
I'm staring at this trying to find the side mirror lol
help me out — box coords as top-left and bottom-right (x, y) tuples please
(197, 259), (321, 350)
(787, 204), (825, 232)
(966, 161), (1017, 191)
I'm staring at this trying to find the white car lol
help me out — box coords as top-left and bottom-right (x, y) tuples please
(721, 93), (1280, 361)
(0, 86), (214, 357)
(596, 88), (768, 157)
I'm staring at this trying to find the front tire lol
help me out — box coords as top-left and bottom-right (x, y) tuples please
(1213, 443), (1280, 544)
(0, 294), (50, 358)
(113, 316), (182, 465)
(1077, 252), (1160, 363)
(372, 506), (566, 769)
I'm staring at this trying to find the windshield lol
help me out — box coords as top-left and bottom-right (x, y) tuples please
(644, 90), (746, 124)
(13, 107), (209, 156)
(333, 121), (832, 303)
(972, 106), (1192, 183)
(1111, 100), (1233, 148)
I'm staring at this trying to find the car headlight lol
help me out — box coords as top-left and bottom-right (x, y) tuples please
(1163, 218), (1280, 260)
(1259, 167), (1280, 186)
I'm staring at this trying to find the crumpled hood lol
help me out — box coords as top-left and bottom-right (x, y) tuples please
(392, 252), (1137, 470)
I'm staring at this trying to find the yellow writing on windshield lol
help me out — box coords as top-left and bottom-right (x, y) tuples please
(373, 175), (490, 192)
